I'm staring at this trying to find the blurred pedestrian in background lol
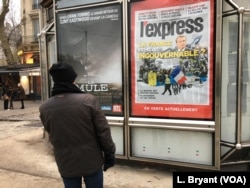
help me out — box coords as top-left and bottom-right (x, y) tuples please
(1, 83), (10, 110)
(8, 86), (15, 109)
(17, 83), (25, 109)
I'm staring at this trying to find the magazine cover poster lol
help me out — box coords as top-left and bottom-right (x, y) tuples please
(130, 0), (214, 119)
(56, 4), (123, 116)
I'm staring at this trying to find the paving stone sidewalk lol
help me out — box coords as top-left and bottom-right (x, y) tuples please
(0, 99), (173, 188)
(0, 100), (41, 121)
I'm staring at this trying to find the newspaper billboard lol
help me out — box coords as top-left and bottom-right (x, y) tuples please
(130, 0), (214, 119)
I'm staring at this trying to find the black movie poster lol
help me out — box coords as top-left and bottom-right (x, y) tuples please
(56, 4), (123, 116)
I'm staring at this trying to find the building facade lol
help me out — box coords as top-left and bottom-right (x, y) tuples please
(20, 0), (40, 64)
(17, 0), (41, 99)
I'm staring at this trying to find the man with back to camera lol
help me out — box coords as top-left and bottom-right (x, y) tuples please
(39, 62), (116, 188)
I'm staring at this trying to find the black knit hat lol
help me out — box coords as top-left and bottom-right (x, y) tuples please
(49, 62), (77, 83)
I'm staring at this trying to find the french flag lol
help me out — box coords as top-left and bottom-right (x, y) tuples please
(171, 66), (186, 84)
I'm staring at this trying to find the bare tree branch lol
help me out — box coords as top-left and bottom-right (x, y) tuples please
(0, 0), (20, 65)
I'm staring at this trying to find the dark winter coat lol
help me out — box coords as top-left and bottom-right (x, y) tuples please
(17, 85), (26, 100)
(39, 93), (115, 177)
(2, 85), (10, 98)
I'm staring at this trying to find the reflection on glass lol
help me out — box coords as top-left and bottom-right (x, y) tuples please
(56, 4), (123, 116)
(223, 0), (250, 12)
(233, 0), (250, 8)
(241, 16), (250, 142)
(221, 15), (238, 143)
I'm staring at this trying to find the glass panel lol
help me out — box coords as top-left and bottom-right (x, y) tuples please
(48, 36), (56, 67)
(32, 0), (39, 9)
(56, 4), (123, 116)
(55, 0), (115, 9)
(233, 0), (250, 9)
(33, 19), (40, 42)
(223, 1), (234, 12)
(39, 36), (49, 101)
(223, 0), (250, 12)
(221, 14), (238, 143)
(110, 126), (124, 155)
(131, 127), (213, 165)
(242, 16), (250, 142)
(47, 6), (54, 21)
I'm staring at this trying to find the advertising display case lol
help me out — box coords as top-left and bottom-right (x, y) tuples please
(128, 0), (217, 170)
(55, 1), (125, 156)
(129, 0), (215, 119)
(39, 0), (250, 170)
(56, 4), (123, 116)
